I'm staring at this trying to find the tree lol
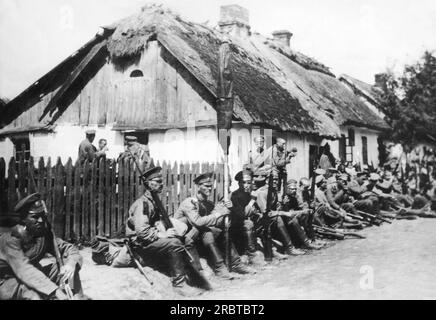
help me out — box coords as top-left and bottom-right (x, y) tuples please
(377, 51), (436, 148)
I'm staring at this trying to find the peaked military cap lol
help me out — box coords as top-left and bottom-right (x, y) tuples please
(327, 176), (337, 185)
(287, 179), (298, 188)
(369, 173), (381, 181)
(314, 168), (326, 176)
(194, 172), (213, 185)
(125, 136), (138, 142)
(356, 171), (369, 177)
(142, 166), (162, 182)
(315, 175), (326, 185)
(14, 193), (45, 216)
(338, 173), (348, 181)
(253, 136), (265, 142)
(235, 169), (253, 182)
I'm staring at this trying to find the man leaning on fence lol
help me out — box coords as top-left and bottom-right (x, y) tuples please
(0, 193), (87, 300)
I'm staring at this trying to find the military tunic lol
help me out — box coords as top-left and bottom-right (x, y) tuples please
(78, 139), (97, 163)
(0, 225), (82, 300)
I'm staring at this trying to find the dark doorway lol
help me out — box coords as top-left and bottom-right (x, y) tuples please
(309, 144), (319, 177)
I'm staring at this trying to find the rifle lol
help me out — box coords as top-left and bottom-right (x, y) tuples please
(308, 157), (318, 239)
(313, 225), (366, 239)
(128, 151), (211, 290)
(28, 164), (74, 299)
(263, 171), (274, 262)
(357, 209), (392, 224)
(123, 239), (154, 285)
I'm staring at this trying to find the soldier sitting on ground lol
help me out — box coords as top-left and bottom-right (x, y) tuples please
(278, 179), (324, 250)
(229, 169), (264, 266)
(0, 193), (86, 300)
(252, 169), (306, 256)
(175, 172), (255, 280)
(125, 166), (203, 296)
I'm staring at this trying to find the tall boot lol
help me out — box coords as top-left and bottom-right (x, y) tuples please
(169, 251), (202, 297)
(244, 230), (264, 266)
(276, 220), (306, 256)
(205, 243), (234, 280)
(230, 242), (256, 275)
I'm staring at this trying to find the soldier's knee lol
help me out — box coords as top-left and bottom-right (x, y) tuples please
(275, 216), (286, 228)
(165, 238), (184, 250)
(243, 219), (254, 231)
(201, 232), (216, 246)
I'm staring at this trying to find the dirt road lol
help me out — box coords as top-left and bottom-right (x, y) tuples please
(80, 218), (436, 300)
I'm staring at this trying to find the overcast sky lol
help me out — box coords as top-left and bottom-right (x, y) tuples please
(1, 0), (435, 100)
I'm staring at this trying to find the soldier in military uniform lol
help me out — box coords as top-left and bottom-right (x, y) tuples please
(229, 169), (264, 265)
(126, 166), (202, 296)
(248, 136), (270, 172)
(278, 179), (324, 250)
(252, 169), (306, 255)
(119, 136), (151, 171)
(78, 129), (98, 163)
(174, 172), (254, 279)
(0, 193), (85, 300)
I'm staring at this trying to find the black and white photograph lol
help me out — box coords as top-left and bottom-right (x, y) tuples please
(0, 0), (435, 304)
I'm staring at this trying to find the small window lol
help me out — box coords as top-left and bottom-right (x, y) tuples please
(130, 70), (144, 78)
(362, 136), (368, 165)
(11, 135), (31, 167)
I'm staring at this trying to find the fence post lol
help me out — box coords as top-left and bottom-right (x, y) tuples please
(97, 157), (105, 236)
(7, 157), (17, 212)
(72, 159), (81, 241)
(45, 157), (53, 216)
(0, 158), (6, 222)
(53, 157), (65, 238)
(104, 159), (111, 237)
(81, 160), (90, 240)
(90, 158), (97, 239)
(117, 157), (124, 234)
(65, 158), (73, 241)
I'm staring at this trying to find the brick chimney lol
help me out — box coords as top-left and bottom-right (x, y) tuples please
(374, 73), (387, 92)
(272, 30), (293, 47)
(218, 5), (251, 39)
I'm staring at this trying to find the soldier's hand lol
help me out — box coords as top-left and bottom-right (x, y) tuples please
(60, 264), (75, 283)
(52, 288), (69, 300)
(223, 200), (233, 209)
(166, 228), (177, 238)
(269, 211), (281, 217)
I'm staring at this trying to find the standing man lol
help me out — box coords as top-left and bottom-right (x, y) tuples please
(78, 129), (97, 163)
(271, 138), (297, 193)
(119, 136), (151, 171)
(248, 136), (270, 172)
(175, 172), (254, 279)
(126, 166), (202, 296)
(0, 193), (85, 300)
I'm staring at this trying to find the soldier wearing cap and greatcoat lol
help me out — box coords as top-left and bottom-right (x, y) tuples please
(175, 172), (255, 279)
(78, 129), (98, 163)
(126, 166), (202, 296)
(0, 193), (85, 300)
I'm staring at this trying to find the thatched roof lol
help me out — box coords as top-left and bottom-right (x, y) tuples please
(105, 5), (388, 135)
(1, 4), (388, 137)
(339, 74), (384, 108)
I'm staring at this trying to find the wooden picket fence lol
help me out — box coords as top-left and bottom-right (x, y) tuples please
(0, 156), (224, 242)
